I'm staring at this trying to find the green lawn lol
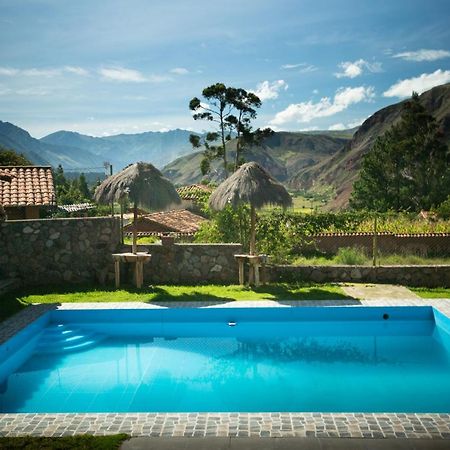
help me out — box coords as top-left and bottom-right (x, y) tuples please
(0, 283), (351, 322)
(0, 434), (128, 449)
(411, 287), (450, 298)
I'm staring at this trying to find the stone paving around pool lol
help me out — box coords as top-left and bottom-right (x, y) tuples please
(1, 296), (450, 439)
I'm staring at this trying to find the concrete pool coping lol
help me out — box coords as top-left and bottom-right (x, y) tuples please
(1, 297), (450, 439)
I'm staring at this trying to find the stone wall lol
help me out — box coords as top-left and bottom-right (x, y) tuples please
(130, 242), (242, 284)
(1, 217), (448, 288)
(0, 217), (121, 285)
(271, 264), (450, 287)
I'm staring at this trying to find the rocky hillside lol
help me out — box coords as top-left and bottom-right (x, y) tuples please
(288, 83), (450, 209)
(163, 131), (350, 185)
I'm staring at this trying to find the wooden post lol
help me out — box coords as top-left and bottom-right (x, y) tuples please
(120, 200), (124, 245)
(254, 262), (260, 287)
(132, 202), (138, 254)
(372, 215), (378, 266)
(109, 163), (114, 217)
(238, 260), (245, 285)
(249, 204), (256, 255)
(114, 259), (120, 288)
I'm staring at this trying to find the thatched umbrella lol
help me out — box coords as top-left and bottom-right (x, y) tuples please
(209, 161), (292, 254)
(94, 162), (181, 253)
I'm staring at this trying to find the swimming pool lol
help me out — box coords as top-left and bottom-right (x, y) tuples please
(0, 306), (449, 413)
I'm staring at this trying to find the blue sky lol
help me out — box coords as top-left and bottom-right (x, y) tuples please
(1, 0), (450, 137)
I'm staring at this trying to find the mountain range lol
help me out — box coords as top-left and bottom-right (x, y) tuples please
(0, 123), (199, 171)
(164, 83), (450, 208)
(1, 82), (449, 209)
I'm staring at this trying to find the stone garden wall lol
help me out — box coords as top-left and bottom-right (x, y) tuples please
(0, 217), (121, 285)
(270, 264), (450, 287)
(0, 217), (448, 287)
(135, 242), (242, 284)
(0, 218), (242, 286)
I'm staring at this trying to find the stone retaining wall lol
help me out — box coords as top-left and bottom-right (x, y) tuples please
(0, 217), (121, 285)
(271, 264), (450, 287)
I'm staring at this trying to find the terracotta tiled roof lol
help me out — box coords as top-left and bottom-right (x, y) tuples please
(177, 184), (214, 201)
(124, 209), (207, 234)
(0, 166), (56, 207)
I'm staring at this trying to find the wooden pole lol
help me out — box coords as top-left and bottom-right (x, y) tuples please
(132, 202), (138, 254)
(109, 164), (114, 217)
(372, 215), (378, 266)
(120, 200), (124, 245)
(249, 204), (256, 255)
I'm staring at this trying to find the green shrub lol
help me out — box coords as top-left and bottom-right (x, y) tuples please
(335, 247), (368, 265)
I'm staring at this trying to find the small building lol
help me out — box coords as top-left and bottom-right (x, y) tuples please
(123, 209), (207, 236)
(0, 166), (56, 220)
(176, 184), (214, 210)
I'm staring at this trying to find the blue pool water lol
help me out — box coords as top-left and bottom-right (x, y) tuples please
(0, 307), (449, 413)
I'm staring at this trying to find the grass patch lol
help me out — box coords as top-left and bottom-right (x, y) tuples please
(0, 434), (128, 449)
(0, 283), (351, 322)
(293, 250), (450, 266)
(14, 283), (350, 303)
(411, 287), (450, 298)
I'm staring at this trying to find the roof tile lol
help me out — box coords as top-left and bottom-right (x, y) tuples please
(0, 166), (56, 207)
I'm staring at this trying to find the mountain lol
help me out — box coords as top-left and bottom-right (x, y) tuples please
(0, 121), (103, 169)
(163, 132), (350, 185)
(41, 129), (199, 171)
(288, 83), (450, 209)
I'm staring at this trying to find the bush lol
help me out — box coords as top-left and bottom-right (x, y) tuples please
(335, 247), (367, 265)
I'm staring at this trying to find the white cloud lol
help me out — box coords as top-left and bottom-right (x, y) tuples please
(328, 123), (346, 130)
(170, 67), (189, 75)
(281, 63), (317, 73)
(64, 66), (89, 76)
(281, 63), (303, 69)
(383, 69), (450, 98)
(0, 67), (59, 77)
(347, 118), (366, 128)
(312, 89), (319, 94)
(299, 126), (319, 131)
(0, 67), (19, 76)
(392, 49), (450, 62)
(99, 67), (147, 82)
(253, 80), (288, 101)
(299, 65), (318, 74)
(335, 59), (382, 78)
(0, 66), (89, 77)
(270, 86), (375, 126)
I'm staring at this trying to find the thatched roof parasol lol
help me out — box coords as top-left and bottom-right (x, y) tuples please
(94, 162), (181, 253)
(209, 162), (292, 254)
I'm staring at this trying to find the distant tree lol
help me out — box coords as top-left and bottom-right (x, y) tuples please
(189, 83), (269, 177)
(189, 83), (232, 178)
(350, 92), (450, 212)
(74, 173), (91, 200)
(0, 146), (32, 165)
(53, 165), (92, 204)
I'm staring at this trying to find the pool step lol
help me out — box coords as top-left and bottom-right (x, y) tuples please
(34, 324), (105, 354)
